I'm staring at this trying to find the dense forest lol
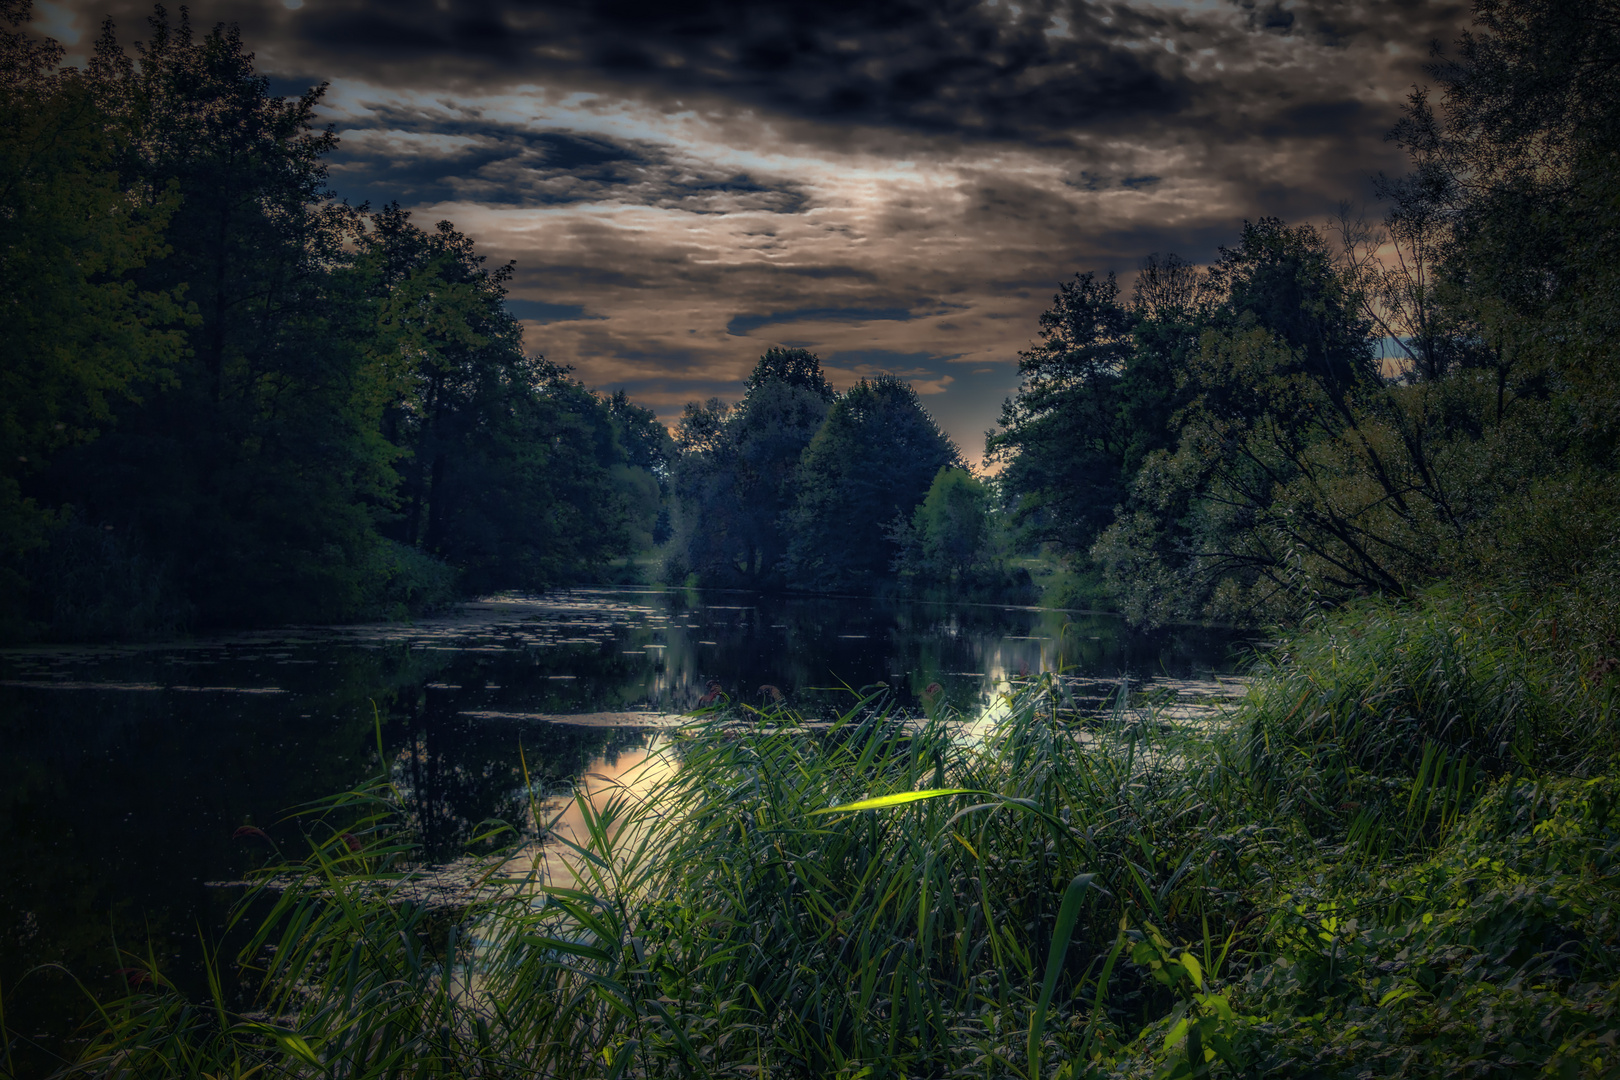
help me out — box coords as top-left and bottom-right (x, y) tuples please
(991, 0), (1618, 626)
(662, 348), (1010, 593)
(0, 1), (672, 641)
(14, 0), (1612, 641)
(0, 0), (1017, 643)
(8, 1), (1620, 1077)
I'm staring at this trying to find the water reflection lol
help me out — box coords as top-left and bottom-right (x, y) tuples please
(0, 587), (1252, 1070)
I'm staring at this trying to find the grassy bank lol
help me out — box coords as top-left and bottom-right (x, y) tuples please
(20, 585), (1620, 1079)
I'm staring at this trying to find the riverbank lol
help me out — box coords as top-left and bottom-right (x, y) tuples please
(27, 582), (1620, 1079)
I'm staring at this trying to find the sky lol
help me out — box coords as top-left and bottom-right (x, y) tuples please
(36, 0), (1472, 465)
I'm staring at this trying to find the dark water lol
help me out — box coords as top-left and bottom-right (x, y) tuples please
(0, 588), (1250, 1069)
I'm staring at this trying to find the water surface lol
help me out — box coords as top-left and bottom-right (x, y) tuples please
(0, 587), (1251, 1068)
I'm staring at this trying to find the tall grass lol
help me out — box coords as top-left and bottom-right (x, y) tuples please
(28, 583), (1620, 1079)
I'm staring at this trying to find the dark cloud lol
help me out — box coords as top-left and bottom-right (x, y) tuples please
(42, 0), (1477, 462)
(506, 299), (604, 322)
(77, 0), (1463, 152)
(271, 0), (1195, 142)
(726, 306), (915, 337)
(325, 118), (811, 212)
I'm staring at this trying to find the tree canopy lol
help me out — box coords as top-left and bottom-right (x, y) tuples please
(0, 3), (657, 639)
(783, 376), (962, 591)
(668, 352), (836, 588)
(991, 0), (1620, 625)
(667, 357), (967, 593)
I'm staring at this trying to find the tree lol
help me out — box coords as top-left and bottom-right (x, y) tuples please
(667, 397), (743, 584)
(359, 205), (633, 592)
(1092, 220), (1472, 625)
(985, 257), (1210, 576)
(606, 390), (675, 548)
(895, 467), (993, 581)
(0, 0), (185, 634)
(1390, 0), (1620, 448)
(10, 7), (410, 629)
(986, 272), (1136, 553)
(744, 346), (836, 401)
(784, 377), (961, 591)
(0, 4), (664, 638)
(668, 350), (833, 586)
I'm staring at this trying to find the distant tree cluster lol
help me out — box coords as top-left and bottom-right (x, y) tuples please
(665, 348), (1008, 593)
(0, 2), (670, 639)
(990, 0), (1620, 625)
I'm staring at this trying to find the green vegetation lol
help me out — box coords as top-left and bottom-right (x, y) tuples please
(992, 0), (1619, 627)
(0, 2), (666, 641)
(6, 0), (1620, 1073)
(667, 353), (1013, 594)
(41, 571), (1619, 1077)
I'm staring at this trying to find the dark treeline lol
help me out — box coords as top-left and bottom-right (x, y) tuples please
(0, 1), (672, 641)
(991, 0), (1619, 625)
(663, 347), (1012, 594)
(7, 0), (1616, 639)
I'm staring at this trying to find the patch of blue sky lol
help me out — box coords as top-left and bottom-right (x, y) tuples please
(507, 300), (605, 323)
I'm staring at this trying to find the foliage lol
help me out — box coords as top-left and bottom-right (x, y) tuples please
(49, 577), (1620, 1078)
(668, 354), (965, 595)
(986, 271), (1139, 554)
(0, 4), (655, 639)
(0, 0), (186, 632)
(892, 466), (996, 582)
(360, 206), (635, 593)
(783, 376), (962, 591)
(668, 363), (832, 588)
(607, 390), (676, 549)
(995, 0), (1620, 629)
(745, 345), (837, 402)
(1390, 0), (1620, 448)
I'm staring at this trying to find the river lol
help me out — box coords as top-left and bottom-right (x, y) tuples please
(0, 587), (1252, 1068)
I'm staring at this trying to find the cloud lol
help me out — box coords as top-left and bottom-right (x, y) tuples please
(325, 113), (814, 212)
(48, 0), (1476, 464)
(506, 299), (605, 323)
(725, 306), (916, 337)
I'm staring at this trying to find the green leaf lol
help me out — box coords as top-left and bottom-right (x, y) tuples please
(522, 934), (613, 964)
(1029, 873), (1096, 1078)
(237, 1022), (322, 1069)
(1378, 985), (1419, 1007)
(812, 788), (985, 814)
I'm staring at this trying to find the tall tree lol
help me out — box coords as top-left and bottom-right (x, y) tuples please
(0, 0), (184, 632)
(986, 272), (1135, 552)
(668, 349), (833, 586)
(606, 390), (676, 548)
(784, 376), (961, 591)
(359, 205), (632, 592)
(895, 466), (993, 582)
(1391, 0), (1620, 447)
(744, 346), (836, 401)
(1092, 221), (1441, 625)
(45, 8), (400, 625)
(667, 397), (743, 584)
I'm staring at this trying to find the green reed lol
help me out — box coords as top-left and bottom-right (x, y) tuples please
(32, 586), (1620, 1078)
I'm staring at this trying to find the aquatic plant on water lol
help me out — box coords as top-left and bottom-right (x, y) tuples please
(25, 590), (1620, 1078)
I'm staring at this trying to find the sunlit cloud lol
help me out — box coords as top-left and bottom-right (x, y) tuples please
(53, 0), (1472, 462)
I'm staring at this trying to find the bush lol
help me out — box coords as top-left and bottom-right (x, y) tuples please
(51, 592), (1620, 1079)
(13, 511), (190, 641)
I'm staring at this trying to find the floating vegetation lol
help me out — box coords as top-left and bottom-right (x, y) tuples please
(48, 593), (1620, 1077)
